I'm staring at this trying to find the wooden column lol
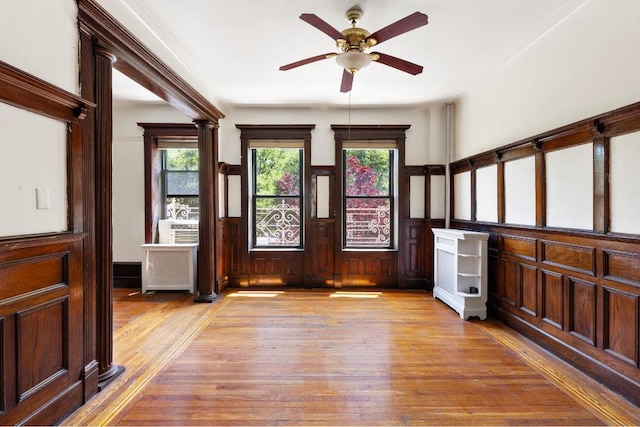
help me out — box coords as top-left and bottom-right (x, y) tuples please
(94, 47), (124, 385)
(195, 119), (217, 302)
(79, 30), (100, 400)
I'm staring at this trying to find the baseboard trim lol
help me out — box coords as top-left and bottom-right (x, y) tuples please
(113, 262), (141, 288)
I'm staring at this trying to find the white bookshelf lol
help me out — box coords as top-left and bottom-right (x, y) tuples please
(432, 228), (489, 320)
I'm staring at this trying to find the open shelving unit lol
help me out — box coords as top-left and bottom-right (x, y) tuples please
(432, 228), (489, 320)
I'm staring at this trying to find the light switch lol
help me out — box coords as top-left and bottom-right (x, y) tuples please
(36, 188), (50, 209)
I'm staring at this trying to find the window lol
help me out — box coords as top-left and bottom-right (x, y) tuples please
(251, 146), (303, 248)
(343, 148), (395, 248)
(162, 148), (199, 220)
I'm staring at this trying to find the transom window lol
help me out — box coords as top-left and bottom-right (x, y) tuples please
(251, 145), (303, 248)
(343, 147), (395, 248)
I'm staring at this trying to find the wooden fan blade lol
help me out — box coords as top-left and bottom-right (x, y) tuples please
(279, 53), (335, 71)
(367, 12), (428, 45)
(340, 69), (353, 93)
(373, 52), (423, 75)
(300, 13), (345, 40)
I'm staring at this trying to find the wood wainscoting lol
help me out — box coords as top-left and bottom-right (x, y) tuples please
(0, 234), (86, 425)
(453, 221), (640, 407)
(218, 216), (444, 290)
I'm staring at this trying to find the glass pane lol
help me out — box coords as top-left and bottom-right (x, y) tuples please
(344, 149), (390, 196)
(166, 171), (199, 195)
(255, 148), (301, 196)
(345, 198), (390, 247)
(255, 197), (300, 246)
(167, 197), (199, 220)
(166, 148), (199, 171)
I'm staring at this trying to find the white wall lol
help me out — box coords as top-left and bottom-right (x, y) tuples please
(504, 156), (536, 226)
(112, 103), (446, 261)
(0, 0), (77, 238)
(475, 165), (497, 223)
(220, 105), (441, 165)
(454, 0), (640, 160)
(0, 103), (67, 236)
(0, 0), (78, 94)
(219, 105), (445, 219)
(545, 143), (593, 230)
(112, 103), (191, 262)
(610, 131), (640, 235)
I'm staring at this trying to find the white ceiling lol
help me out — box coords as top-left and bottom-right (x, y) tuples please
(104, 0), (589, 109)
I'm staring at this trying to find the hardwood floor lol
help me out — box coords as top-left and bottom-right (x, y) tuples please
(63, 289), (640, 426)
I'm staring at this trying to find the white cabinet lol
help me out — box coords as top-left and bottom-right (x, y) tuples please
(432, 228), (489, 320)
(140, 244), (198, 293)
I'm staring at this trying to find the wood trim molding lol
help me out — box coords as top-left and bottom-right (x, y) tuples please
(0, 60), (94, 121)
(138, 123), (199, 243)
(77, 0), (223, 121)
(237, 125), (315, 287)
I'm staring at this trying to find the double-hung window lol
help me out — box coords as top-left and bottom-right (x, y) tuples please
(161, 147), (199, 243)
(162, 148), (199, 220)
(251, 143), (303, 248)
(343, 145), (396, 248)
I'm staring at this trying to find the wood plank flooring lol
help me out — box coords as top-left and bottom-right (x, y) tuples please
(63, 289), (640, 426)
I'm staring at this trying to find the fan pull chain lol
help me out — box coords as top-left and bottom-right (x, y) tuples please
(348, 91), (351, 142)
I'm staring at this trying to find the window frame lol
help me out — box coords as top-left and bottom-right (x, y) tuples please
(250, 146), (304, 249)
(332, 124), (409, 257)
(161, 147), (200, 220)
(342, 148), (396, 249)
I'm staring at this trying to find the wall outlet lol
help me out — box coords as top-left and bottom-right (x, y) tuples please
(36, 188), (50, 209)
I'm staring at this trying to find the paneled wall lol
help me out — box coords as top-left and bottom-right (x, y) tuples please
(450, 101), (640, 406)
(218, 157), (446, 290)
(0, 61), (92, 424)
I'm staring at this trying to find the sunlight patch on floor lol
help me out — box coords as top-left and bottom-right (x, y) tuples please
(227, 291), (284, 298)
(330, 291), (382, 298)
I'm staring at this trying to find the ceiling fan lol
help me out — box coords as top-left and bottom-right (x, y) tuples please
(279, 6), (428, 93)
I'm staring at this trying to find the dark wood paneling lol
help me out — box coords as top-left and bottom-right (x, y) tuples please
(502, 235), (536, 260)
(249, 252), (304, 286)
(0, 52), (92, 424)
(502, 259), (517, 306)
(603, 287), (638, 366)
(404, 220), (425, 278)
(219, 218), (242, 287)
(568, 277), (597, 346)
(604, 250), (640, 286)
(17, 298), (68, 401)
(341, 252), (398, 287)
(310, 220), (334, 283)
(519, 264), (538, 316)
(448, 101), (640, 406)
(542, 241), (595, 276)
(0, 235), (84, 426)
(456, 221), (640, 406)
(541, 269), (563, 329)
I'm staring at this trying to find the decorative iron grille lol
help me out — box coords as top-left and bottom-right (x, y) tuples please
(255, 199), (300, 246)
(345, 203), (391, 247)
(167, 198), (199, 220)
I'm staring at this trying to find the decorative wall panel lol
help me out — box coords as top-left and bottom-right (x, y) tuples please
(542, 241), (595, 276)
(541, 269), (563, 329)
(519, 264), (538, 316)
(603, 287), (638, 366)
(568, 277), (596, 345)
(604, 250), (640, 286)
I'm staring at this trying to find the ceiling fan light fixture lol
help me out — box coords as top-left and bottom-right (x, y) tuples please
(336, 51), (371, 74)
